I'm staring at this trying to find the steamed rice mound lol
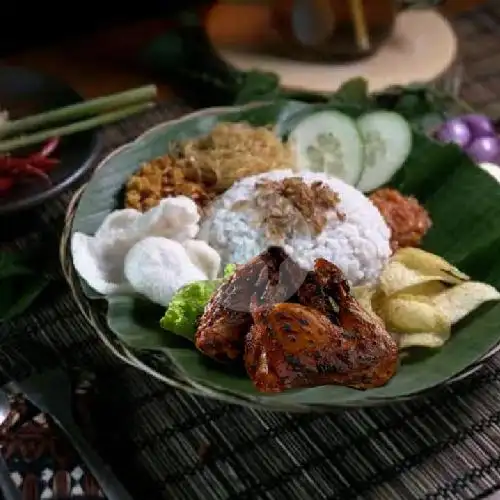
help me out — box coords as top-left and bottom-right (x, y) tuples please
(199, 170), (391, 286)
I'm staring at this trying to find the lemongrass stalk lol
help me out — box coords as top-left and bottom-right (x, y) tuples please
(0, 103), (154, 154)
(0, 85), (157, 139)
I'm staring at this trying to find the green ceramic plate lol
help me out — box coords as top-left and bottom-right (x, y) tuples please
(70, 98), (500, 409)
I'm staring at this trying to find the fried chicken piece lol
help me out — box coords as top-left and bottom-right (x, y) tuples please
(245, 259), (398, 393)
(195, 246), (308, 363)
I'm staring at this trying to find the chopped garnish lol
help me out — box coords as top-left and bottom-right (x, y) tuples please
(0, 138), (60, 194)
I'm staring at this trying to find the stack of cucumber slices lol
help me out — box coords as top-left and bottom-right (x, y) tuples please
(289, 110), (413, 192)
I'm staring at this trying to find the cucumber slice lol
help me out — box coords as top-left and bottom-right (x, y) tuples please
(289, 110), (364, 185)
(356, 111), (413, 193)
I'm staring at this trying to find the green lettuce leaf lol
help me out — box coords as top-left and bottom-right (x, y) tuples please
(223, 263), (237, 278)
(159, 264), (236, 341)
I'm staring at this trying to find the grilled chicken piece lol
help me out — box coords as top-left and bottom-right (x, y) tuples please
(195, 246), (307, 363)
(245, 259), (398, 393)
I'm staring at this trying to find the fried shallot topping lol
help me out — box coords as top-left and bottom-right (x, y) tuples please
(233, 177), (344, 241)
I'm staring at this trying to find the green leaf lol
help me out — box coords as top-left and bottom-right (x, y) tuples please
(0, 251), (34, 279)
(223, 263), (237, 278)
(0, 251), (52, 322)
(330, 77), (370, 106)
(454, 237), (500, 290)
(107, 295), (191, 351)
(160, 279), (221, 341)
(71, 93), (500, 409)
(234, 70), (282, 105)
(419, 164), (500, 267)
(0, 274), (51, 322)
(387, 133), (465, 201)
(282, 89), (329, 104)
(159, 263), (237, 341)
(373, 85), (452, 132)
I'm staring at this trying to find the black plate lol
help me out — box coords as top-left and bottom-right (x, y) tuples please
(0, 65), (100, 214)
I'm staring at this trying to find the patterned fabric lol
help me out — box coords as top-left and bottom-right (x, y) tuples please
(1, 3), (500, 499)
(0, 388), (103, 499)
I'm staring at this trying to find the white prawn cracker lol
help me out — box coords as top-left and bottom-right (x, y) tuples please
(124, 237), (207, 306)
(72, 233), (133, 295)
(183, 240), (221, 280)
(94, 208), (142, 241)
(71, 196), (202, 295)
(134, 196), (200, 241)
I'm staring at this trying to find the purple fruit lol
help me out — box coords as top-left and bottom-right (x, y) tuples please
(436, 118), (471, 147)
(462, 114), (495, 139)
(466, 136), (500, 163)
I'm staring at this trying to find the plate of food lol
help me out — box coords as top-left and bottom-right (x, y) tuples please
(62, 80), (500, 410)
(0, 65), (157, 214)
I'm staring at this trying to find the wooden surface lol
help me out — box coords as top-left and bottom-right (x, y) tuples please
(4, 0), (488, 100)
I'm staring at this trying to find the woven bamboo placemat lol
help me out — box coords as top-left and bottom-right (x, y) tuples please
(2, 3), (500, 499)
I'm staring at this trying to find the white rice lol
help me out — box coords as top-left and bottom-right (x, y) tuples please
(198, 170), (391, 286)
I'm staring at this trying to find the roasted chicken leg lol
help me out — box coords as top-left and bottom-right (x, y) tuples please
(245, 259), (398, 392)
(195, 246), (307, 363)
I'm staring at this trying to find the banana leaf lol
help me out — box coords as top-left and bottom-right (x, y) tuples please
(71, 98), (500, 408)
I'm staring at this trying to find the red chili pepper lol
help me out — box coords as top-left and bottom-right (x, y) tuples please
(0, 157), (21, 168)
(34, 137), (60, 159)
(0, 137), (59, 191)
(26, 157), (59, 172)
(0, 154), (57, 172)
(22, 164), (51, 186)
(0, 157), (29, 172)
